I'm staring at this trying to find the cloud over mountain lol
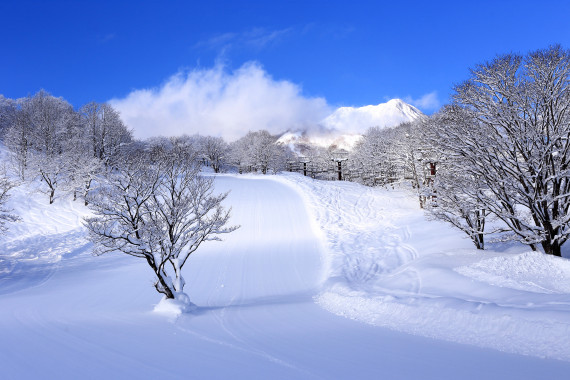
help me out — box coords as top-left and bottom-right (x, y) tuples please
(110, 62), (331, 141)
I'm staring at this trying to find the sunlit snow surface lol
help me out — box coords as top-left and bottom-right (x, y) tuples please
(1, 173), (570, 379)
(276, 174), (570, 361)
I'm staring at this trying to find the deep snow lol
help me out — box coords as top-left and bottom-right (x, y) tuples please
(276, 174), (570, 361)
(1, 173), (570, 379)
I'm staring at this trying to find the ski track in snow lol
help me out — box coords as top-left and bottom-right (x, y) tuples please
(274, 173), (570, 362)
(1, 172), (570, 379)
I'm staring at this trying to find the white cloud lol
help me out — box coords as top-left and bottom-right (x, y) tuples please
(110, 62), (331, 141)
(404, 91), (441, 112)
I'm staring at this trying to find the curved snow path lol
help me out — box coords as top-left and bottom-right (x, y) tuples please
(0, 175), (569, 379)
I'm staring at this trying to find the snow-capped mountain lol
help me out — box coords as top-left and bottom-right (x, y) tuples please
(322, 98), (423, 134)
(277, 99), (424, 151)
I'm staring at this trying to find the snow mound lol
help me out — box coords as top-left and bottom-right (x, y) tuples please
(456, 251), (570, 294)
(153, 293), (197, 318)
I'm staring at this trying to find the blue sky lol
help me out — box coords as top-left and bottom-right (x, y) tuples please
(2, 0), (570, 137)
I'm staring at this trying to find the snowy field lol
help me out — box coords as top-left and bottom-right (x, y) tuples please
(1, 173), (570, 379)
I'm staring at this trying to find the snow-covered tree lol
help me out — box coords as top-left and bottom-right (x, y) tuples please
(69, 153), (102, 205)
(439, 45), (570, 256)
(85, 139), (238, 301)
(79, 102), (132, 164)
(0, 95), (16, 139)
(424, 108), (491, 249)
(198, 135), (229, 173)
(350, 125), (406, 186)
(229, 130), (287, 174)
(250, 130), (278, 174)
(0, 167), (19, 234)
(5, 97), (34, 180)
(228, 132), (254, 173)
(9, 90), (76, 203)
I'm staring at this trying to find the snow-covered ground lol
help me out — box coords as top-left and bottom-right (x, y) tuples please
(276, 174), (570, 361)
(1, 173), (570, 379)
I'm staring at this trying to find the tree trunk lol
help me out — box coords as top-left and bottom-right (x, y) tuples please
(473, 233), (484, 250)
(542, 240), (562, 257)
(146, 256), (175, 299)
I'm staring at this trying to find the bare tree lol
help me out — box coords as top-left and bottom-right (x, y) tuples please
(350, 125), (408, 186)
(10, 90), (76, 203)
(85, 139), (238, 301)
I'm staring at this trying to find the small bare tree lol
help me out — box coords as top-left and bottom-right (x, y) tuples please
(85, 139), (238, 302)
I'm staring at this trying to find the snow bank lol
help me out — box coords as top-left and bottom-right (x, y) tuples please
(456, 251), (570, 294)
(276, 173), (570, 361)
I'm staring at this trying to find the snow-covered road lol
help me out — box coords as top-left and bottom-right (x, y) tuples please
(1, 175), (569, 379)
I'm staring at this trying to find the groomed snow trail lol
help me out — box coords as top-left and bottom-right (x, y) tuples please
(276, 173), (570, 361)
(1, 174), (569, 379)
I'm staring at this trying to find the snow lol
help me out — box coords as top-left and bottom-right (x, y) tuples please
(276, 173), (570, 361)
(154, 293), (198, 318)
(456, 251), (570, 294)
(1, 171), (570, 378)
